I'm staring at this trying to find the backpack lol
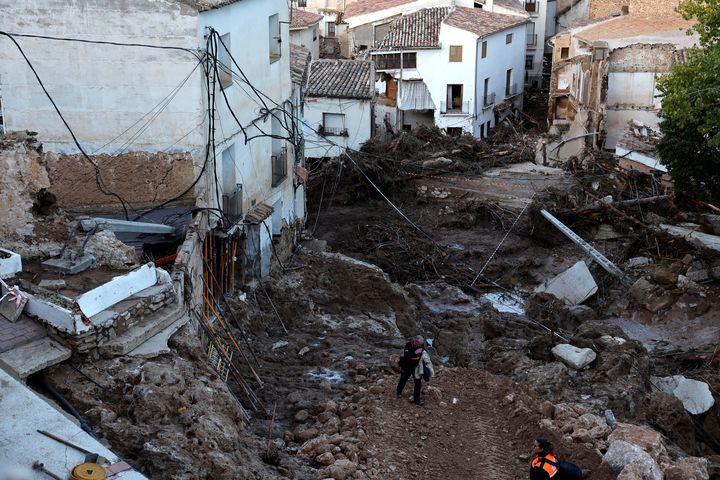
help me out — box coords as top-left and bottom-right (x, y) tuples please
(540, 458), (583, 480)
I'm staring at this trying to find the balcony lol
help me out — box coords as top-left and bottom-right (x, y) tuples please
(440, 100), (470, 115)
(318, 125), (348, 136)
(222, 184), (243, 223)
(527, 33), (538, 46)
(271, 148), (288, 187)
(482, 92), (496, 109)
(505, 83), (520, 98)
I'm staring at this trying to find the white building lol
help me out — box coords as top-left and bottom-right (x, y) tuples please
(371, 5), (528, 137)
(0, 0), (303, 279)
(291, 9), (323, 59)
(303, 60), (375, 157)
(478, 0), (557, 88)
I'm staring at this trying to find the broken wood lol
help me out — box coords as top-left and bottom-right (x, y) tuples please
(555, 194), (671, 216)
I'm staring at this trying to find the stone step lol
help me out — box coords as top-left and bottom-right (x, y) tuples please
(128, 314), (190, 358)
(98, 302), (186, 358)
(0, 337), (71, 378)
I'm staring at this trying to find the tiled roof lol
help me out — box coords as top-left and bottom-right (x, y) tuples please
(444, 6), (529, 37)
(290, 44), (311, 86)
(377, 7), (451, 49)
(345, 0), (414, 18)
(490, 0), (528, 14)
(183, 0), (242, 12)
(291, 9), (324, 29)
(306, 60), (374, 99)
(574, 14), (694, 43)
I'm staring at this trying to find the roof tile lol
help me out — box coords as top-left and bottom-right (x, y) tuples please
(306, 60), (375, 99)
(444, 6), (528, 38)
(377, 7), (451, 49)
(291, 9), (324, 29)
(290, 44), (312, 86)
(345, 0), (415, 18)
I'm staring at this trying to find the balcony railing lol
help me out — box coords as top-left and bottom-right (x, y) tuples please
(506, 83), (519, 98)
(271, 148), (288, 187)
(527, 34), (538, 46)
(482, 92), (496, 108)
(222, 184), (243, 223)
(440, 100), (470, 114)
(319, 125), (348, 136)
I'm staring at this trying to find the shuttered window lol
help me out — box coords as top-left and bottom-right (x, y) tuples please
(449, 45), (462, 62)
(481, 41), (488, 59)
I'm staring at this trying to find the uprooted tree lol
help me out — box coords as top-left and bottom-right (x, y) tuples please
(657, 0), (720, 204)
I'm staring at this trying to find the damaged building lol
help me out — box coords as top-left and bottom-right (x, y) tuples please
(545, 10), (699, 163)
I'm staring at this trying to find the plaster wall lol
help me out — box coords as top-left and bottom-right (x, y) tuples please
(303, 97), (373, 157)
(199, 0), (298, 228)
(557, 0), (589, 31)
(604, 109), (659, 148)
(473, 23), (527, 135)
(291, 26), (321, 60)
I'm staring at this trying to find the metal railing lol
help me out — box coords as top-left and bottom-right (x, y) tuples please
(321, 125), (347, 136)
(440, 100), (470, 114)
(222, 184), (243, 223)
(505, 83), (519, 98)
(271, 148), (288, 187)
(483, 92), (496, 108)
(527, 33), (537, 46)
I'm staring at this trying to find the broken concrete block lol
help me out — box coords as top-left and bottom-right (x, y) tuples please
(650, 375), (685, 395)
(421, 157), (453, 169)
(272, 340), (289, 350)
(629, 278), (655, 303)
(41, 256), (95, 275)
(38, 279), (67, 290)
(626, 257), (651, 268)
(0, 293), (27, 323)
(673, 378), (715, 415)
(551, 343), (597, 369)
(0, 248), (22, 279)
(297, 346), (310, 357)
(660, 224), (720, 253)
(602, 440), (662, 480)
(76, 263), (157, 318)
(595, 224), (624, 240)
(703, 214), (720, 236)
(599, 335), (627, 347)
(535, 261), (598, 305)
(676, 275), (700, 292)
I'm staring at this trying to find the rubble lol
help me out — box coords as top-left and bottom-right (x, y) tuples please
(551, 344), (597, 369)
(535, 261), (598, 305)
(602, 440), (663, 480)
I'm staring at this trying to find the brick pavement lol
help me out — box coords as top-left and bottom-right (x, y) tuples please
(0, 314), (47, 353)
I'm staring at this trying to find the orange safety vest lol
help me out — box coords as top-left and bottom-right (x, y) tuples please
(531, 454), (559, 478)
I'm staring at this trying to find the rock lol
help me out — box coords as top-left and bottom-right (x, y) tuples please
(298, 346), (311, 357)
(575, 413), (611, 439)
(617, 463), (645, 480)
(664, 457), (709, 480)
(677, 275), (700, 291)
(673, 378), (715, 415)
(598, 335), (627, 347)
(538, 401), (555, 419)
(644, 294), (674, 313)
(608, 423), (666, 462)
(602, 440), (663, 480)
(80, 230), (139, 269)
(535, 261), (598, 305)
(595, 224), (624, 240)
(297, 435), (330, 457)
(295, 427), (320, 443)
(650, 375), (685, 395)
(651, 270), (678, 285)
(272, 340), (289, 350)
(322, 401), (338, 414)
(567, 305), (597, 323)
(388, 354), (401, 373)
(422, 157), (453, 169)
(626, 257), (652, 268)
(323, 458), (357, 480)
(38, 279), (67, 290)
(629, 278), (655, 304)
(659, 224), (720, 253)
(316, 452), (336, 466)
(702, 214), (720, 236)
(551, 344), (597, 369)
(294, 410), (310, 423)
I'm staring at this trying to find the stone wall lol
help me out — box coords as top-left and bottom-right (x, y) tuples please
(588, 0), (681, 19)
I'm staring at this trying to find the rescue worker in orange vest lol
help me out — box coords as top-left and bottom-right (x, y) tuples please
(530, 438), (559, 479)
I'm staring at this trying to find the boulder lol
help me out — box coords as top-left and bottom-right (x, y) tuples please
(298, 435), (331, 457)
(602, 440), (663, 480)
(535, 261), (598, 305)
(575, 413), (611, 439)
(551, 344), (597, 369)
(322, 458), (357, 480)
(629, 278), (655, 303)
(617, 463), (645, 480)
(316, 452), (335, 466)
(673, 378), (715, 415)
(388, 354), (401, 373)
(651, 270), (678, 285)
(664, 457), (709, 480)
(608, 423), (666, 462)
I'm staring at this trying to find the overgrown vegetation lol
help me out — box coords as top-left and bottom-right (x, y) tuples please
(657, 0), (720, 204)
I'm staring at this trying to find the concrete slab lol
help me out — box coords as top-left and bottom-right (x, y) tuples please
(76, 264), (157, 318)
(0, 315), (47, 353)
(41, 256), (95, 275)
(0, 337), (71, 378)
(24, 293), (79, 334)
(99, 303), (185, 358)
(0, 248), (22, 279)
(0, 292), (26, 323)
(535, 260), (598, 305)
(128, 314), (189, 358)
(128, 284), (168, 299)
(660, 224), (720, 253)
(38, 279), (67, 290)
(0, 368), (147, 479)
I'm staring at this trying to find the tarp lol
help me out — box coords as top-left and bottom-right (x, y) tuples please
(398, 80), (435, 111)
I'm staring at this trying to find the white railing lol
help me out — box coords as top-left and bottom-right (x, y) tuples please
(441, 100), (470, 114)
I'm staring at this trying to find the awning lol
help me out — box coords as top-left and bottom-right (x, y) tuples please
(398, 81), (435, 111)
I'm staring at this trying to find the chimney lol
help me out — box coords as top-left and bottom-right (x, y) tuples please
(621, 5), (629, 14)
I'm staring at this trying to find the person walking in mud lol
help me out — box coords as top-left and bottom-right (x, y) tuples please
(530, 438), (582, 480)
(396, 335), (434, 405)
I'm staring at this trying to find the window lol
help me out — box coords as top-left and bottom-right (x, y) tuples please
(222, 145), (242, 220)
(505, 69), (513, 96)
(449, 45), (463, 62)
(446, 84), (463, 110)
(506, 33), (513, 44)
(447, 127), (462, 137)
(486, 120), (491, 134)
(527, 22), (537, 46)
(483, 77), (490, 105)
(326, 21), (336, 38)
(374, 52), (416, 69)
(271, 113), (287, 187)
(269, 14), (281, 62)
(525, 0), (537, 13)
(386, 78), (398, 100)
(560, 47), (569, 59)
(322, 113), (346, 136)
(480, 123), (485, 138)
(298, 0), (307, 6)
(218, 33), (232, 89)
(313, 27), (318, 41)
(525, 54), (534, 69)
(481, 40), (487, 58)
(554, 96), (569, 120)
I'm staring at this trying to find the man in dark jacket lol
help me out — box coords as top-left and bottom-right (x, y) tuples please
(396, 335), (428, 405)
